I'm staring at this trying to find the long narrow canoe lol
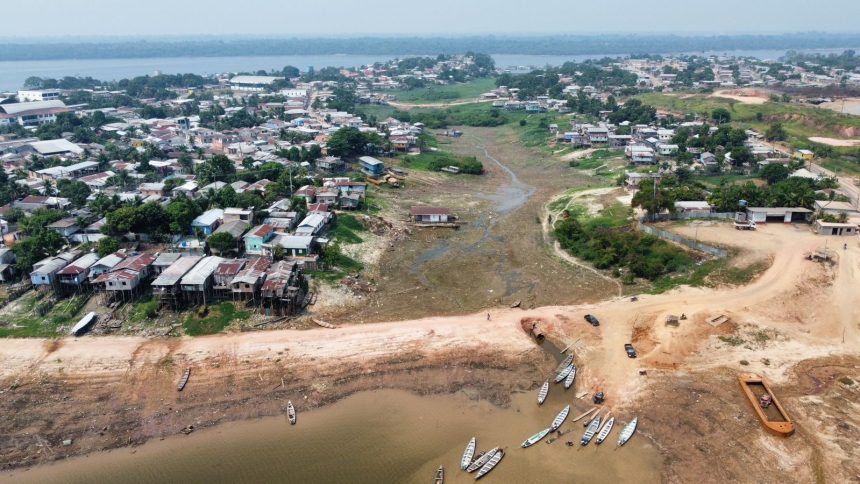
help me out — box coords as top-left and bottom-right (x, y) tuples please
(466, 447), (498, 473)
(554, 364), (574, 383)
(549, 404), (571, 432)
(434, 465), (444, 484)
(287, 400), (297, 425)
(581, 415), (601, 445)
(563, 365), (577, 390)
(475, 449), (504, 480)
(521, 428), (551, 448)
(176, 368), (191, 391)
(617, 417), (638, 447)
(461, 437), (476, 470)
(537, 381), (550, 405)
(555, 354), (574, 373)
(595, 416), (615, 445)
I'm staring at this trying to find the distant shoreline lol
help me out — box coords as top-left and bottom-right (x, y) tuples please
(2, 33), (860, 62)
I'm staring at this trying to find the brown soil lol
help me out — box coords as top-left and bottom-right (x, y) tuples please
(314, 126), (616, 323)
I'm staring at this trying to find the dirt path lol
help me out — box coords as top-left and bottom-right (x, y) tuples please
(541, 187), (624, 297)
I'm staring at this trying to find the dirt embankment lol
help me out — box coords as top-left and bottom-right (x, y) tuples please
(0, 327), (547, 470)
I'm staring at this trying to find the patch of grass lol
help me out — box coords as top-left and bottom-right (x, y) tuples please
(331, 213), (366, 245)
(692, 174), (761, 188)
(651, 257), (768, 294)
(820, 157), (860, 176)
(355, 104), (395, 121)
(396, 151), (483, 174)
(182, 302), (249, 336)
(637, 92), (860, 141)
(0, 294), (89, 338)
(384, 78), (496, 103)
(572, 149), (619, 170)
(718, 334), (746, 346)
(129, 296), (159, 324)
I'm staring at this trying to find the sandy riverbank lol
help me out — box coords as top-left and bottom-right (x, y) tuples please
(1, 223), (859, 482)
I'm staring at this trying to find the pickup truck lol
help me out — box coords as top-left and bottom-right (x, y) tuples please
(734, 220), (757, 231)
(624, 343), (637, 358)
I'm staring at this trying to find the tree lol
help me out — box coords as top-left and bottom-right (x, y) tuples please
(166, 196), (202, 235)
(765, 123), (788, 141)
(327, 127), (373, 158)
(632, 180), (677, 220)
(96, 237), (120, 257)
(12, 231), (63, 274)
(207, 232), (237, 255)
(56, 179), (91, 207)
(711, 108), (732, 124)
(759, 164), (790, 185)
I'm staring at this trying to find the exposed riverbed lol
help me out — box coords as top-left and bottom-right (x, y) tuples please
(4, 389), (661, 483)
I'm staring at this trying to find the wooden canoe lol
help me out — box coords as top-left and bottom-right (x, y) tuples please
(176, 368), (191, 391)
(737, 373), (794, 437)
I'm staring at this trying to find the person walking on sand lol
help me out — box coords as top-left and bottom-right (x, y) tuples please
(487, 313), (490, 321)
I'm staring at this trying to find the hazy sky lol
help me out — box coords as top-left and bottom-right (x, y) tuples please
(4, 0), (860, 38)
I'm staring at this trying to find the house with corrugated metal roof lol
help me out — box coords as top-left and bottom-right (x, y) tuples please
(151, 255), (202, 309)
(179, 256), (224, 306)
(231, 257), (271, 302)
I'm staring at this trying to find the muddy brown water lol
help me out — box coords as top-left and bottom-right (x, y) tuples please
(5, 389), (661, 484)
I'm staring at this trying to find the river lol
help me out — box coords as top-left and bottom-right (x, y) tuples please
(3, 389), (661, 483)
(1, 48), (859, 91)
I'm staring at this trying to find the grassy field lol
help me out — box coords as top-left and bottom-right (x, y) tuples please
(820, 157), (860, 176)
(331, 213), (367, 244)
(692, 174), (762, 188)
(183, 302), (249, 336)
(385, 78), (496, 103)
(636, 92), (860, 143)
(0, 293), (88, 338)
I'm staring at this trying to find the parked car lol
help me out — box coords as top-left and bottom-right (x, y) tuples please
(624, 343), (637, 358)
(584, 314), (600, 326)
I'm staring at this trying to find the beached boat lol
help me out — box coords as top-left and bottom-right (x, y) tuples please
(521, 428), (550, 448)
(71, 311), (97, 337)
(461, 437), (476, 470)
(176, 368), (191, 391)
(595, 416), (614, 445)
(466, 447), (498, 473)
(554, 364), (574, 384)
(287, 400), (297, 425)
(563, 365), (577, 390)
(537, 381), (550, 405)
(580, 414), (601, 445)
(617, 417), (638, 447)
(555, 354), (574, 373)
(738, 373), (794, 437)
(434, 465), (444, 484)
(549, 404), (571, 432)
(475, 449), (504, 480)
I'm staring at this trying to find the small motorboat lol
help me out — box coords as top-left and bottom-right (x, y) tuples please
(537, 381), (550, 405)
(595, 416), (615, 445)
(554, 364), (574, 384)
(461, 437), (476, 470)
(434, 465), (444, 484)
(466, 447), (498, 473)
(475, 449), (504, 480)
(581, 414), (601, 446)
(617, 417), (638, 447)
(549, 404), (571, 432)
(563, 365), (577, 390)
(287, 400), (297, 425)
(521, 428), (551, 448)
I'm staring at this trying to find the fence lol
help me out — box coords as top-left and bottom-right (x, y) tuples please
(648, 212), (736, 221)
(638, 222), (729, 258)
